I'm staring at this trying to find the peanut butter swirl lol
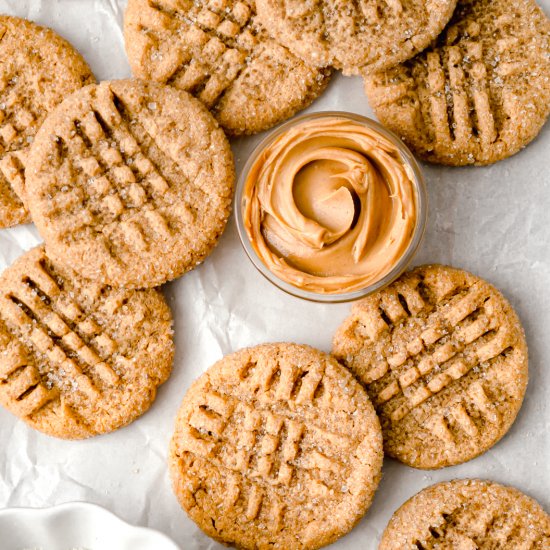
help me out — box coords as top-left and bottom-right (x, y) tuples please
(242, 116), (418, 294)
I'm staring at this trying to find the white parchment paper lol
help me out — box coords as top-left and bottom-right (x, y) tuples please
(0, 1), (549, 548)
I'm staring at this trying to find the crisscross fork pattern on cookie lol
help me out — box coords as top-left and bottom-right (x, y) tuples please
(42, 87), (202, 259)
(176, 355), (365, 530)
(411, 492), (548, 548)
(0, 57), (43, 202)
(0, 255), (125, 419)
(365, 0), (550, 163)
(333, 266), (525, 455)
(139, 0), (256, 107)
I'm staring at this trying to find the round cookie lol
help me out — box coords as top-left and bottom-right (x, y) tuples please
(332, 264), (528, 469)
(0, 246), (174, 439)
(255, 0), (457, 76)
(169, 343), (383, 550)
(123, 0), (331, 135)
(25, 79), (235, 289)
(379, 479), (550, 549)
(364, 0), (550, 165)
(0, 15), (95, 228)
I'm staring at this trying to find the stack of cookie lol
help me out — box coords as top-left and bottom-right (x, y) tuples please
(0, 17), (177, 439)
(123, 0), (550, 165)
(0, 16), (237, 438)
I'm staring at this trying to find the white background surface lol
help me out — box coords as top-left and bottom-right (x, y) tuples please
(0, 1), (549, 549)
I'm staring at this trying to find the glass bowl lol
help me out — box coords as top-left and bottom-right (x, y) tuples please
(235, 111), (428, 303)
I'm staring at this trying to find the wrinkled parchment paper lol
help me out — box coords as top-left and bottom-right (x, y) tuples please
(0, 1), (549, 548)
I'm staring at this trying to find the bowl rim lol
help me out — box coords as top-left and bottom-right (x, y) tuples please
(0, 501), (181, 550)
(235, 110), (428, 303)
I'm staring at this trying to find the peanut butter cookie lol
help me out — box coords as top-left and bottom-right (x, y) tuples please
(0, 15), (94, 228)
(0, 246), (174, 439)
(333, 265), (528, 469)
(364, 0), (550, 165)
(123, 0), (331, 135)
(255, 0), (457, 75)
(169, 343), (383, 549)
(25, 79), (234, 289)
(380, 479), (550, 549)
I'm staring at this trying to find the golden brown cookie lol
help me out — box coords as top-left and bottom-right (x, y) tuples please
(25, 79), (234, 289)
(332, 265), (528, 469)
(255, 0), (457, 76)
(0, 246), (174, 439)
(0, 15), (95, 228)
(169, 343), (383, 550)
(379, 479), (550, 549)
(364, 0), (550, 165)
(123, 0), (331, 135)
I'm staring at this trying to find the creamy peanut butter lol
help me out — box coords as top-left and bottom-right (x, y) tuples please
(242, 116), (418, 294)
